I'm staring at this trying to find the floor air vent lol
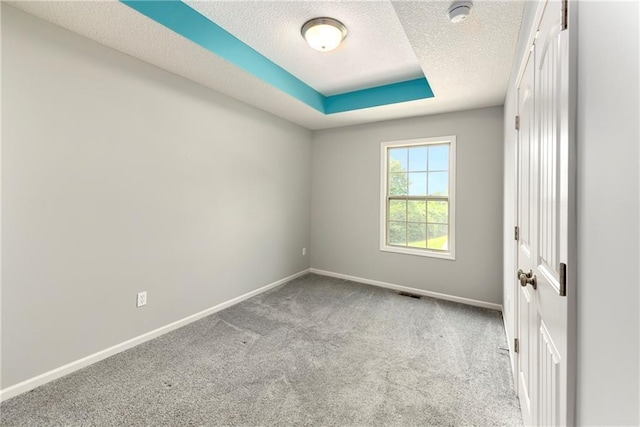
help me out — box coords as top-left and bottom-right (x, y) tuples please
(398, 291), (421, 299)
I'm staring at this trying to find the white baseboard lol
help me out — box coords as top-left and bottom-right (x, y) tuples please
(0, 269), (310, 402)
(309, 268), (502, 311)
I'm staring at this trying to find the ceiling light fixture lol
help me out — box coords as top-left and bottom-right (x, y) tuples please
(301, 17), (347, 52)
(447, 1), (473, 23)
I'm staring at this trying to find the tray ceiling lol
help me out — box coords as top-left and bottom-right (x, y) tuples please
(8, 0), (525, 130)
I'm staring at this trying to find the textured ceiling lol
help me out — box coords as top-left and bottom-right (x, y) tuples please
(186, 1), (424, 95)
(7, 1), (524, 130)
(392, 0), (525, 108)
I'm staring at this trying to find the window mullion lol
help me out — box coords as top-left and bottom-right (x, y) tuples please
(388, 195), (448, 201)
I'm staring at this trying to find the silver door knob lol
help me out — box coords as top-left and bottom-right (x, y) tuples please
(517, 269), (538, 290)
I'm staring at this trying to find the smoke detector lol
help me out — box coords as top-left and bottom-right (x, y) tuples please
(448, 1), (473, 23)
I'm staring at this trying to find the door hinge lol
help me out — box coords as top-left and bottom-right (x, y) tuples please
(514, 338), (519, 353)
(514, 226), (519, 241)
(559, 262), (567, 296)
(561, 0), (568, 30)
(515, 115), (520, 130)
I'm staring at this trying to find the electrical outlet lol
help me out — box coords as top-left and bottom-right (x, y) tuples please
(137, 291), (147, 307)
(302, 247), (306, 256)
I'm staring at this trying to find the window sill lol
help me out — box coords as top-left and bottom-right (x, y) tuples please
(380, 245), (456, 260)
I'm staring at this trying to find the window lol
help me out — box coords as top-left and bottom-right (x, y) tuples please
(380, 136), (456, 260)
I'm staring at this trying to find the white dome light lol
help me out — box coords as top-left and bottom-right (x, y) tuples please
(301, 18), (347, 52)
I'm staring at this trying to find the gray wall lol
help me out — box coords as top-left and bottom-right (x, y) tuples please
(310, 107), (504, 304)
(576, 2), (639, 423)
(1, 6), (311, 389)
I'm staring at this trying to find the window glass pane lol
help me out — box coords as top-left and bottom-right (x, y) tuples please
(407, 200), (426, 222)
(389, 222), (407, 246)
(427, 201), (448, 224)
(408, 172), (427, 196)
(389, 148), (408, 172)
(428, 172), (448, 196)
(389, 173), (408, 196)
(407, 223), (427, 248)
(408, 146), (427, 171)
(384, 139), (454, 257)
(427, 224), (449, 250)
(428, 144), (449, 171)
(389, 200), (407, 221)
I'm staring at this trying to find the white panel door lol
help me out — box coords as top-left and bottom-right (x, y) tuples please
(516, 0), (570, 425)
(533, 0), (569, 424)
(516, 50), (536, 427)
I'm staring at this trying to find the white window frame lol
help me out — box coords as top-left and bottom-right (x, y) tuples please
(380, 136), (456, 260)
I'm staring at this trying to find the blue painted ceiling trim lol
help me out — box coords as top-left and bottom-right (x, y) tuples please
(325, 78), (434, 114)
(121, 0), (324, 112)
(121, 0), (435, 114)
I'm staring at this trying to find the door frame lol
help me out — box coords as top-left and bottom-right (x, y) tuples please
(510, 0), (578, 424)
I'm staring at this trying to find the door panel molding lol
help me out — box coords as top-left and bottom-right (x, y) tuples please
(539, 319), (561, 426)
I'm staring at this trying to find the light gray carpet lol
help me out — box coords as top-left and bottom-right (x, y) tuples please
(1, 274), (522, 426)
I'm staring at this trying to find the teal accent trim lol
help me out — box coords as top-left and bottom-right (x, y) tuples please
(121, 0), (324, 112)
(324, 78), (434, 114)
(120, 0), (435, 114)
